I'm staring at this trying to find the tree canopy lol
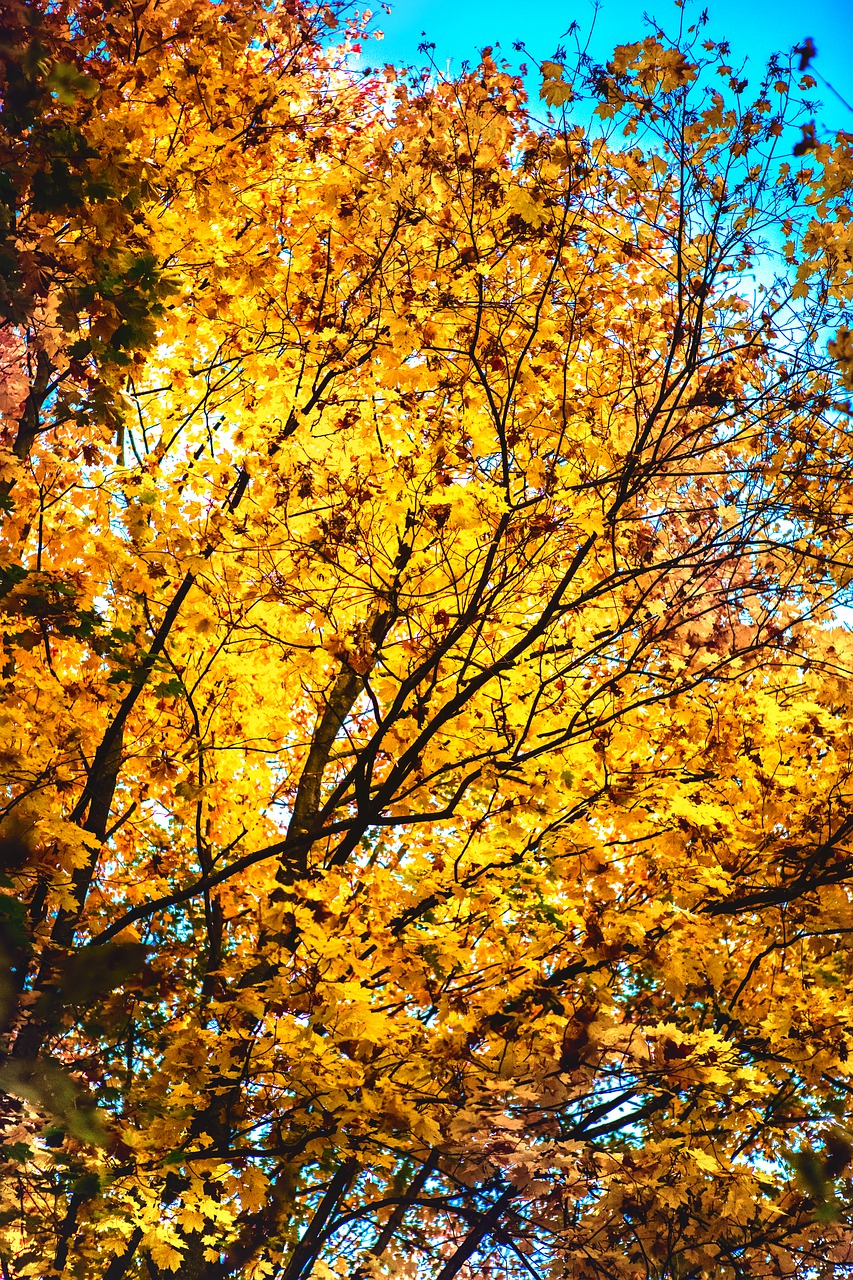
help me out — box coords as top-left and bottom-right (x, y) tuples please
(3, 2), (853, 1277)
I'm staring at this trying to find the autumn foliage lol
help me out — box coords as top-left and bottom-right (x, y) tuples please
(3, 1), (853, 1276)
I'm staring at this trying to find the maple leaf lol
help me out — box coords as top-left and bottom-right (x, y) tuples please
(540, 62), (574, 108)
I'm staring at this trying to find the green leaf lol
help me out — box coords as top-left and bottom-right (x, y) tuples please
(45, 62), (99, 104)
(72, 1173), (101, 1200)
(1, 1142), (32, 1162)
(153, 677), (185, 697)
(0, 1058), (108, 1146)
(0, 564), (28, 599)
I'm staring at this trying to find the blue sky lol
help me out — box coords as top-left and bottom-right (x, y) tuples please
(366, 0), (853, 130)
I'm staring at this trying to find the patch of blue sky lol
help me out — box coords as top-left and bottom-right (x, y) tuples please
(368, 0), (852, 134)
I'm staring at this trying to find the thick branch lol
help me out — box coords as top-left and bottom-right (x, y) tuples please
(101, 1228), (144, 1280)
(353, 1150), (439, 1276)
(13, 350), (53, 461)
(286, 603), (393, 867)
(279, 1158), (358, 1280)
(433, 1186), (515, 1280)
(287, 666), (363, 851)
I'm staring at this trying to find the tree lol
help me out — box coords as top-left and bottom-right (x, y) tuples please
(2, 2), (853, 1276)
